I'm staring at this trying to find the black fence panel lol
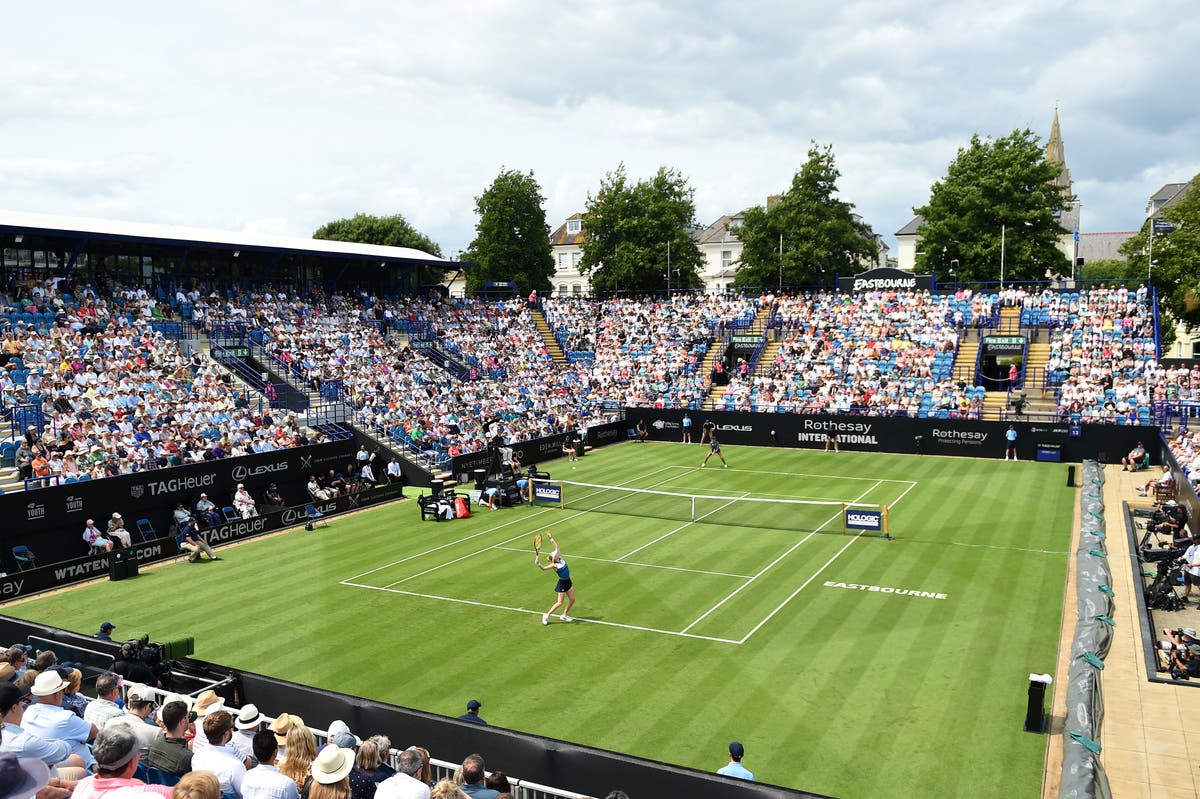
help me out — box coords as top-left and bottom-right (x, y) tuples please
(619, 408), (1153, 465)
(4, 441), (359, 568)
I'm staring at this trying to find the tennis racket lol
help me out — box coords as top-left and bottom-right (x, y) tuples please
(533, 532), (542, 559)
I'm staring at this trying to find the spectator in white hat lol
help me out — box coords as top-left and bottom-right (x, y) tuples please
(20, 671), (97, 770)
(0, 682), (87, 778)
(309, 746), (353, 799)
(231, 705), (263, 767)
(107, 513), (132, 549)
(104, 684), (161, 753)
(82, 519), (113, 554)
(234, 484), (258, 520)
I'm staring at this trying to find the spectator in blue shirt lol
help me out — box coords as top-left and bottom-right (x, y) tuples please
(717, 741), (754, 781)
(457, 700), (486, 726)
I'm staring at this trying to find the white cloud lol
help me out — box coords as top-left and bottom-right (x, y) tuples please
(0, 0), (1196, 258)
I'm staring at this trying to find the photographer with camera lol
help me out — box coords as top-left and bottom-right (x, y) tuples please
(1149, 500), (1189, 544)
(1159, 627), (1200, 680)
(114, 641), (161, 687)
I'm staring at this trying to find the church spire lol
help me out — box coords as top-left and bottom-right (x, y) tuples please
(1044, 106), (1070, 188)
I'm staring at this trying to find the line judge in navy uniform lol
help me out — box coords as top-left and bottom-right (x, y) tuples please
(458, 699), (486, 725)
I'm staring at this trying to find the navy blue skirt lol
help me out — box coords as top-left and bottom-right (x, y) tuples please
(555, 578), (573, 593)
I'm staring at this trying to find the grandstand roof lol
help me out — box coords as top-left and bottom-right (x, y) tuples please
(0, 210), (449, 265)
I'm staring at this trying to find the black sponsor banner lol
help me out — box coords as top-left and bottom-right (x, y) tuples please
(838, 266), (933, 294)
(623, 408), (1154, 463)
(0, 482), (407, 602)
(3, 441), (358, 567)
(449, 420), (627, 477)
(588, 420), (626, 447)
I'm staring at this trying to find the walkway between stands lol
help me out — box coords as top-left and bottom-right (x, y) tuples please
(1042, 467), (1200, 798)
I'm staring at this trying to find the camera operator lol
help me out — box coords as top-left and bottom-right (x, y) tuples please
(1160, 627), (1200, 679)
(113, 641), (160, 687)
(1150, 500), (1189, 544)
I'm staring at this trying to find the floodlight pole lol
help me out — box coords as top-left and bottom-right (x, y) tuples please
(1000, 224), (1006, 290)
(666, 239), (671, 295)
(1148, 223), (1154, 281)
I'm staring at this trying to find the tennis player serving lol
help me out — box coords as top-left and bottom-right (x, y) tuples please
(536, 532), (576, 624)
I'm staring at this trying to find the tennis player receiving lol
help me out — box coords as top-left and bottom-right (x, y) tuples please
(536, 532), (576, 624)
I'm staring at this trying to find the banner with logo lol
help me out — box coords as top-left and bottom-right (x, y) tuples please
(529, 481), (563, 507)
(837, 267), (934, 294)
(623, 408), (1152, 465)
(845, 508), (884, 532)
(2, 441), (358, 567)
(0, 480), (407, 601)
(448, 420), (627, 479)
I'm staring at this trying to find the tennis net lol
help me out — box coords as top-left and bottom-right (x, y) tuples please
(531, 478), (888, 536)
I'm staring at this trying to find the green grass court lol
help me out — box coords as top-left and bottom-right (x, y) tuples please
(5, 442), (1075, 798)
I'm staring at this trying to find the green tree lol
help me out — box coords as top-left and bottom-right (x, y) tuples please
(579, 164), (704, 294)
(461, 168), (555, 296)
(913, 129), (1071, 283)
(1079, 258), (1140, 282)
(314, 212), (445, 285)
(1121, 175), (1200, 328)
(733, 143), (875, 290)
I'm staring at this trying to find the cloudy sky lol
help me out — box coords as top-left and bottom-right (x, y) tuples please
(2, 1), (1196, 258)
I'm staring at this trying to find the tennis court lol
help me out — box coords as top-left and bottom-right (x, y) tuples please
(3, 442), (1074, 798)
(343, 464), (917, 643)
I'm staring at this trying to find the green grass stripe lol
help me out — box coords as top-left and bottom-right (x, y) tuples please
(4, 442), (1073, 798)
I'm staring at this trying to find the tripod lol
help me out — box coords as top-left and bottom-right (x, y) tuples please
(1146, 559), (1185, 611)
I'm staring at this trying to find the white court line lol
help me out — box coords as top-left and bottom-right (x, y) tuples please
(493, 546), (753, 579)
(340, 463), (696, 587)
(377, 466), (700, 589)
(653, 485), (890, 503)
(679, 480), (885, 636)
(665, 465), (917, 484)
(343, 581), (742, 645)
(342, 465), (680, 584)
(735, 478), (919, 644)
(614, 491), (750, 562)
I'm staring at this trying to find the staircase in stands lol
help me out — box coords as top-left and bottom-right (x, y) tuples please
(530, 308), (568, 366)
(702, 304), (775, 410)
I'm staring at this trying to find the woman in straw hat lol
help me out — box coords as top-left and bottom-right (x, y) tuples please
(278, 718), (315, 794)
(307, 746), (352, 799)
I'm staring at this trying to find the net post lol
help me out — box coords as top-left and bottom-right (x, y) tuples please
(842, 503), (847, 536)
(558, 481), (565, 510)
(883, 504), (892, 541)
